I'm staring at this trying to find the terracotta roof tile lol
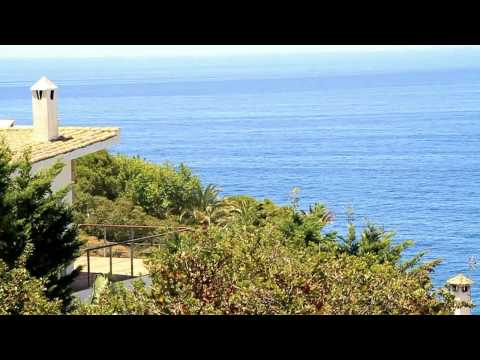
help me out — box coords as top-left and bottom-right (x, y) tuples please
(0, 126), (120, 163)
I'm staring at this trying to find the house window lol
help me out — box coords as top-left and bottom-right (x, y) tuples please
(50, 90), (54, 100)
(452, 285), (458, 292)
(462, 286), (469, 293)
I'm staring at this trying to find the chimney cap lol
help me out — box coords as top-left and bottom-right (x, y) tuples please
(0, 119), (15, 128)
(30, 76), (58, 91)
(447, 274), (474, 286)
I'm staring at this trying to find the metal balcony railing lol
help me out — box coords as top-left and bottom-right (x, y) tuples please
(78, 224), (192, 287)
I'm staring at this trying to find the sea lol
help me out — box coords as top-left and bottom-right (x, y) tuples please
(0, 49), (479, 312)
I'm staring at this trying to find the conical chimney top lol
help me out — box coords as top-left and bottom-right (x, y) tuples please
(447, 274), (474, 286)
(30, 76), (58, 91)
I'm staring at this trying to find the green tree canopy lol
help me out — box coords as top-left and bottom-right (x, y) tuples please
(75, 151), (202, 219)
(74, 221), (456, 315)
(0, 141), (83, 310)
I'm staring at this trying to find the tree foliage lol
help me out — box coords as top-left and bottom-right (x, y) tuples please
(72, 151), (461, 315)
(0, 141), (83, 310)
(75, 195), (164, 241)
(75, 220), (456, 315)
(75, 151), (201, 219)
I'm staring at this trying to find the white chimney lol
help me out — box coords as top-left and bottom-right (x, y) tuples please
(30, 76), (59, 142)
(447, 274), (473, 315)
(0, 119), (15, 128)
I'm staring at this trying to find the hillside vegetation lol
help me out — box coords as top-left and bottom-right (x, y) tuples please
(69, 151), (458, 315)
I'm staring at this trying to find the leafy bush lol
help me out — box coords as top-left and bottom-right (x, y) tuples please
(72, 152), (459, 315)
(117, 155), (201, 218)
(74, 149), (122, 200)
(75, 222), (456, 315)
(75, 151), (201, 219)
(72, 278), (157, 315)
(75, 195), (164, 242)
(0, 244), (62, 315)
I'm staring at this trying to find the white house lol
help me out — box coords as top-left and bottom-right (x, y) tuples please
(0, 76), (120, 277)
(0, 76), (120, 203)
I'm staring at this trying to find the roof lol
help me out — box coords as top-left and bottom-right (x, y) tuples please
(30, 76), (58, 91)
(447, 274), (474, 286)
(0, 120), (15, 128)
(0, 126), (120, 163)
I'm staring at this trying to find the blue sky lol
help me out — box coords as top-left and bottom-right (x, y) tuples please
(0, 45), (478, 58)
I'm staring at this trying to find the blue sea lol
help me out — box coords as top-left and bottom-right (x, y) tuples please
(0, 49), (479, 312)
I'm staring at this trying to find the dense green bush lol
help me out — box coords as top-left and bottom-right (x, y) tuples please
(75, 195), (164, 241)
(74, 195), (456, 315)
(72, 150), (461, 315)
(73, 149), (122, 200)
(74, 222), (455, 315)
(0, 245), (62, 315)
(75, 151), (201, 219)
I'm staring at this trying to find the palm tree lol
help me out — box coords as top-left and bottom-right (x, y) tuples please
(226, 198), (258, 226)
(301, 203), (335, 224)
(179, 184), (227, 227)
(191, 184), (222, 211)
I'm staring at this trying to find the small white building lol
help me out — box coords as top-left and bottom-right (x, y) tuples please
(0, 76), (120, 204)
(447, 274), (474, 315)
(0, 76), (120, 276)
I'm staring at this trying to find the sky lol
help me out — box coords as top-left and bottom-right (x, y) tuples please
(0, 45), (478, 59)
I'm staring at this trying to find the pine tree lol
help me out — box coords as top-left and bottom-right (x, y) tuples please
(0, 142), (17, 252)
(0, 142), (83, 311)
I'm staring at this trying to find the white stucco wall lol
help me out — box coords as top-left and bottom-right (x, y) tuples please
(453, 287), (472, 315)
(29, 136), (119, 205)
(51, 158), (72, 203)
(31, 158), (72, 204)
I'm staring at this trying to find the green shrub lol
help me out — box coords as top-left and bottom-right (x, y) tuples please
(76, 195), (164, 242)
(74, 150), (122, 200)
(0, 245), (62, 315)
(75, 223), (455, 315)
(75, 151), (201, 219)
(72, 152), (458, 315)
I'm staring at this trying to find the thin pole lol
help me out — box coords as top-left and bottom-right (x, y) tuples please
(109, 246), (113, 276)
(130, 244), (134, 277)
(130, 229), (134, 277)
(87, 250), (91, 287)
(103, 227), (107, 257)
